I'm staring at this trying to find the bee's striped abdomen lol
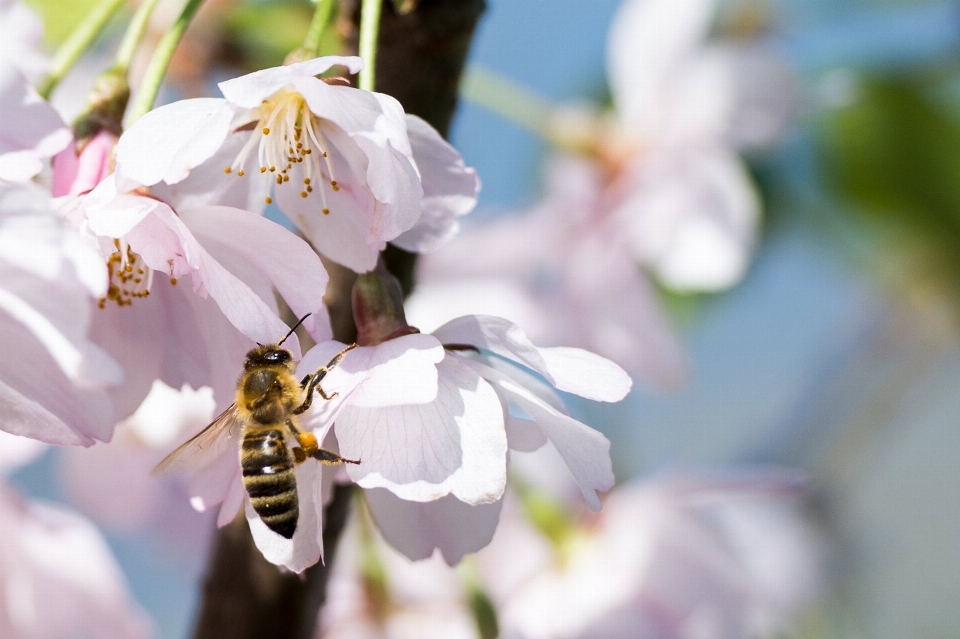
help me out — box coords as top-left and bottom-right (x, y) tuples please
(240, 427), (298, 539)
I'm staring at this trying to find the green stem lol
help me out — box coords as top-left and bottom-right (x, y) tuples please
(37, 0), (127, 99)
(127, 0), (206, 124)
(459, 65), (557, 140)
(113, 0), (164, 73)
(303, 0), (337, 58)
(358, 0), (383, 91)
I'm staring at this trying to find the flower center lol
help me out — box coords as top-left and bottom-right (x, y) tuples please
(99, 240), (153, 308)
(225, 89), (338, 215)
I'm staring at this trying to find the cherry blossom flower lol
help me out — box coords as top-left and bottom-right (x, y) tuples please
(292, 312), (631, 564)
(601, 0), (794, 291)
(0, 62), (72, 183)
(0, 181), (122, 445)
(57, 172), (332, 417)
(0, 431), (156, 639)
(477, 467), (826, 639)
(115, 56), (479, 272)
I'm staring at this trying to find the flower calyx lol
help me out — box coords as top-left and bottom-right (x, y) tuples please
(72, 67), (130, 153)
(352, 263), (419, 346)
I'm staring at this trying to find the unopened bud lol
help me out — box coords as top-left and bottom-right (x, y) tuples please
(72, 67), (130, 152)
(352, 263), (419, 346)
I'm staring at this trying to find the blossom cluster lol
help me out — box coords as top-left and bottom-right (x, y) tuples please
(0, 0), (825, 636)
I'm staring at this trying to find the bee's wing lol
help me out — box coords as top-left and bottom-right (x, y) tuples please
(152, 404), (243, 475)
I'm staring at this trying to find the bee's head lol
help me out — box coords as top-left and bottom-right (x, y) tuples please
(242, 313), (311, 370)
(244, 345), (294, 370)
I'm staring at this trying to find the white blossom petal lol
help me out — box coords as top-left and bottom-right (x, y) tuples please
(115, 97), (235, 189)
(0, 63), (71, 182)
(218, 56), (364, 109)
(467, 360), (613, 511)
(365, 488), (504, 564)
(607, 0), (717, 133)
(179, 205), (332, 340)
(536, 347), (632, 402)
(247, 460), (325, 573)
(300, 334), (444, 410)
(337, 355), (507, 504)
(392, 114), (479, 253)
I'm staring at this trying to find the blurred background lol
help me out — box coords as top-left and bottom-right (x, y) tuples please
(12, 0), (960, 637)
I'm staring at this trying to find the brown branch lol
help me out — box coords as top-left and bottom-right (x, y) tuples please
(191, 2), (485, 637)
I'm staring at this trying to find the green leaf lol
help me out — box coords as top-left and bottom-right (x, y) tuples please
(818, 72), (960, 290)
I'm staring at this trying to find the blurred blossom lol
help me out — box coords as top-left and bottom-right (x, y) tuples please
(115, 56), (479, 272)
(0, 0), (47, 81)
(478, 467), (826, 639)
(317, 509), (479, 639)
(412, 156), (688, 387)
(0, 63), (71, 183)
(414, 0), (795, 384)
(0, 181), (122, 445)
(60, 381), (217, 550)
(0, 431), (155, 639)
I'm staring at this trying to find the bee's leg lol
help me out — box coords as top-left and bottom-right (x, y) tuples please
(293, 343), (358, 415)
(313, 448), (361, 465)
(286, 419), (318, 464)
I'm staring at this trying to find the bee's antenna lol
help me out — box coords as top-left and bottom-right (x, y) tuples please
(278, 313), (311, 346)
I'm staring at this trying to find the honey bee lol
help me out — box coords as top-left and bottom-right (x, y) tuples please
(154, 315), (359, 539)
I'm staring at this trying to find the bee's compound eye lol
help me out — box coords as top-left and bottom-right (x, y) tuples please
(264, 350), (291, 363)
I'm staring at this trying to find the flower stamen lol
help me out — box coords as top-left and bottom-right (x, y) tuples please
(99, 240), (152, 308)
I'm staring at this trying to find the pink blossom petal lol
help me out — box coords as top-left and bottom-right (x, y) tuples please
(247, 460), (325, 572)
(0, 316), (114, 444)
(337, 355), (507, 504)
(52, 130), (116, 197)
(114, 202), (295, 346)
(365, 488), (504, 564)
(180, 205), (332, 340)
(392, 114), (479, 253)
(115, 97), (235, 189)
(0, 379), (90, 446)
(0, 63), (71, 182)
(188, 454), (240, 513)
(218, 56), (364, 109)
